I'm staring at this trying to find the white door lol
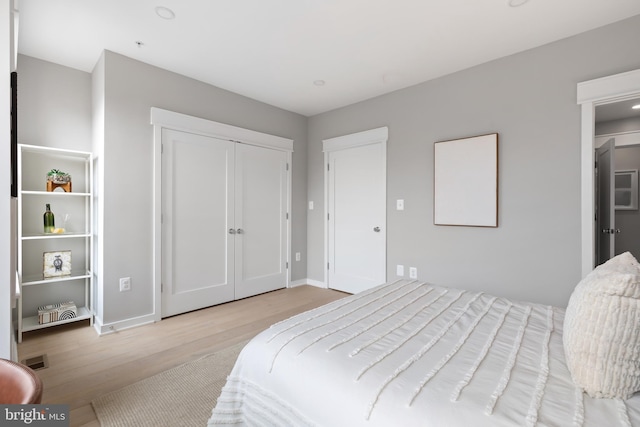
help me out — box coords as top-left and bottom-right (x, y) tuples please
(234, 143), (288, 299)
(161, 129), (235, 317)
(327, 142), (386, 293)
(596, 138), (616, 265)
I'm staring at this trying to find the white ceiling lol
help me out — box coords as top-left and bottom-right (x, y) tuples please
(16, 0), (640, 117)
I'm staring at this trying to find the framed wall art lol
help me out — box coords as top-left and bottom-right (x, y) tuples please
(434, 133), (498, 227)
(43, 250), (71, 278)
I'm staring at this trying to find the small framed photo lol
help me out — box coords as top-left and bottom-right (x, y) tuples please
(43, 250), (71, 278)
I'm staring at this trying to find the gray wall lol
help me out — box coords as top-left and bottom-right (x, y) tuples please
(307, 14), (640, 308)
(17, 55), (92, 152)
(15, 14), (640, 323)
(596, 117), (640, 135)
(17, 51), (308, 327)
(98, 51), (308, 324)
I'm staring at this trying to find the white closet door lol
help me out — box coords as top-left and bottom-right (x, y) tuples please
(234, 143), (288, 299)
(161, 129), (235, 317)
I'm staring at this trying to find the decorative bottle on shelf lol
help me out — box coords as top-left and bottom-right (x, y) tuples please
(44, 203), (55, 233)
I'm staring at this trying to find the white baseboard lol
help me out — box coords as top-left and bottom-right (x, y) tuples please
(92, 280), (329, 336)
(93, 313), (157, 336)
(289, 279), (327, 289)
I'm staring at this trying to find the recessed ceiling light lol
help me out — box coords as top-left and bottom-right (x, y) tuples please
(155, 6), (175, 20)
(632, 104), (640, 110)
(508, 0), (529, 6)
(313, 80), (326, 86)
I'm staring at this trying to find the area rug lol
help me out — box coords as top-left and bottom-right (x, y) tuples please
(92, 340), (248, 427)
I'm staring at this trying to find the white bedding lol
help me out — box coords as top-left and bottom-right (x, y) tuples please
(208, 280), (640, 426)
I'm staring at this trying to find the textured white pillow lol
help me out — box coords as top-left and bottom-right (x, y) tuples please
(563, 251), (640, 399)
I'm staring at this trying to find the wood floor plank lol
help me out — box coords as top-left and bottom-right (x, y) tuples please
(17, 285), (347, 427)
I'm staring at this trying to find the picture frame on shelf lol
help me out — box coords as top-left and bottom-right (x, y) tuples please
(43, 250), (71, 278)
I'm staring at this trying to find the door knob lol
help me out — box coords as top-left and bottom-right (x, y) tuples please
(373, 226), (381, 232)
(602, 228), (621, 234)
(229, 228), (236, 234)
(236, 228), (244, 234)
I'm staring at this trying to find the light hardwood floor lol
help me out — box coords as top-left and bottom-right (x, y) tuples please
(17, 285), (348, 427)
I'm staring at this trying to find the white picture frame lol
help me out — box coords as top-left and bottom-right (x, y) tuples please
(434, 133), (498, 227)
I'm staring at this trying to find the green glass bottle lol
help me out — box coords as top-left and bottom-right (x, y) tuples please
(44, 203), (55, 233)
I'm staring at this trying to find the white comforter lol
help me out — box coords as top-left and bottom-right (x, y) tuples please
(208, 280), (640, 426)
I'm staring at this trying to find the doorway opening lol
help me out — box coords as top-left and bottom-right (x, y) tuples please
(594, 96), (640, 265)
(594, 132), (640, 265)
(578, 69), (640, 276)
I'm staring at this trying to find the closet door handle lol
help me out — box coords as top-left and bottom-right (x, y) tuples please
(228, 228), (236, 234)
(236, 228), (244, 234)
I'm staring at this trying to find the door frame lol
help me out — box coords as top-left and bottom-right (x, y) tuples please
(322, 127), (388, 289)
(578, 69), (640, 276)
(150, 108), (293, 321)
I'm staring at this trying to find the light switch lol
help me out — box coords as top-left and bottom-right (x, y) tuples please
(397, 199), (404, 210)
(396, 265), (404, 276)
(309, 201), (314, 210)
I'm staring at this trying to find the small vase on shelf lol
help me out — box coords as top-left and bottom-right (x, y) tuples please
(44, 204), (55, 233)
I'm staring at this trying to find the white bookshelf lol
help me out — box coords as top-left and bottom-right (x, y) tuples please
(17, 144), (94, 342)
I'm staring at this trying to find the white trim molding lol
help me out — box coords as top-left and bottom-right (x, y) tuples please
(323, 126), (389, 153)
(151, 108), (293, 152)
(595, 131), (640, 149)
(577, 68), (640, 277)
(577, 69), (640, 105)
(289, 278), (327, 289)
(94, 313), (156, 336)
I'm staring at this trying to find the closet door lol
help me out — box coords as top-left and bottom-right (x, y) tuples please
(161, 129), (235, 317)
(234, 143), (288, 299)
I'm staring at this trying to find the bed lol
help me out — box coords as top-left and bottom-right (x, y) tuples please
(208, 255), (640, 426)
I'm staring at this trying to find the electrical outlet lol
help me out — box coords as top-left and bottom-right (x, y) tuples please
(409, 267), (417, 279)
(295, 252), (301, 261)
(119, 277), (131, 292)
(396, 265), (404, 277)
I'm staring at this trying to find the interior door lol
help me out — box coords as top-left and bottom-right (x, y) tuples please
(234, 143), (288, 299)
(595, 138), (616, 265)
(327, 142), (386, 294)
(161, 129), (235, 317)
